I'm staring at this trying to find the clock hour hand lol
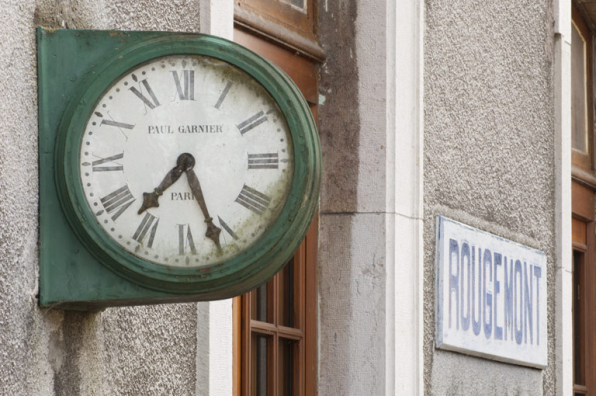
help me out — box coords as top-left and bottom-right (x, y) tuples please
(138, 153), (196, 214)
(185, 167), (222, 249)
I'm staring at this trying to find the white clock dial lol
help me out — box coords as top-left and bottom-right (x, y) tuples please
(79, 55), (294, 268)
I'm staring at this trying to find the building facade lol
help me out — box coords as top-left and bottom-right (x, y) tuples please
(0, 0), (582, 394)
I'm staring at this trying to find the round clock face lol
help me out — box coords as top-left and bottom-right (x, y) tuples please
(78, 54), (294, 268)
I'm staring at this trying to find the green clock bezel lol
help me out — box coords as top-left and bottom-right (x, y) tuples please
(54, 33), (320, 296)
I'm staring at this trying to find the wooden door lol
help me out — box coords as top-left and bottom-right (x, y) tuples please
(572, 181), (596, 395)
(572, 6), (596, 394)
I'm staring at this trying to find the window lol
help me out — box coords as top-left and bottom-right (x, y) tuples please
(234, 216), (318, 396)
(572, 5), (594, 171)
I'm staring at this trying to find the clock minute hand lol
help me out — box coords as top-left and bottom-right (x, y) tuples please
(138, 153), (195, 214)
(185, 167), (222, 249)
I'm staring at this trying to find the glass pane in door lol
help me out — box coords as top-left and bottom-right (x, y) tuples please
(278, 258), (297, 327)
(251, 334), (271, 396)
(251, 281), (273, 323)
(278, 338), (298, 396)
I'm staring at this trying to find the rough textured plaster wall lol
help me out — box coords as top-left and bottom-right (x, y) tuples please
(424, 0), (556, 395)
(318, 0), (389, 394)
(101, 305), (198, 395)
(104, 0), (200, 32)
(0, 1), (202, 395)
(0, 1), (50, 394)
(35, 0), (200, 31)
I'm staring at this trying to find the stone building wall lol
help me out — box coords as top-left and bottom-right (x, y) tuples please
(424, 0), (556, 394)
(1, 2), (203, 394)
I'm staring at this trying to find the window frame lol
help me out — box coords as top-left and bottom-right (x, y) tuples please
(572, 4), (594, 172)
(234, 0), (324, 63)
(233, 214), (318, 396)
(572, 182), (596, 395)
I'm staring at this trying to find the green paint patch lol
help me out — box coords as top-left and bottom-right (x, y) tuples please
(319, 94), (326, 105)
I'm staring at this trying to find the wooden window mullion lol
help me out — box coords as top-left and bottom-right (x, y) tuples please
(272, 274), (279, 396)
(298, 242), (306, 396)
(269, 333), (276, 396)
(304, 214), (318, 396)
(297, 242), (306, 331)
(241, 293), (251, 396)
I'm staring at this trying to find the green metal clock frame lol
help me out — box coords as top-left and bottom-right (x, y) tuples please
(38, 28), (320, 309)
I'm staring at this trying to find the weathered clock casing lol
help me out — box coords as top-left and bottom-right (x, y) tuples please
(37, 28), (320, 310)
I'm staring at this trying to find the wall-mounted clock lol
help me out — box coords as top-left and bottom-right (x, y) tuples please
(38, 28), (320, 309)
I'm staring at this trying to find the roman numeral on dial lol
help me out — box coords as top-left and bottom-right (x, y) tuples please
(100, 119), (135, 130)
(99, 185), (135, 221)
(214, 81), (232, 109)
(172, 70), (195, 101)
(178, 224), (197, 255)
(248, 153), (279, 170)
(93, 113), (134, 139)
(90, 153), (124, 172)
(132, 212), (159, 248)
(218, 216), (239, 241)
(235, 185), (271, 215)
(237, 111), (268, 135)
(129, 79), (161, 109)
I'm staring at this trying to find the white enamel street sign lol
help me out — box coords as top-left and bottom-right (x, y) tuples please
(435, 216), (547, 368)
